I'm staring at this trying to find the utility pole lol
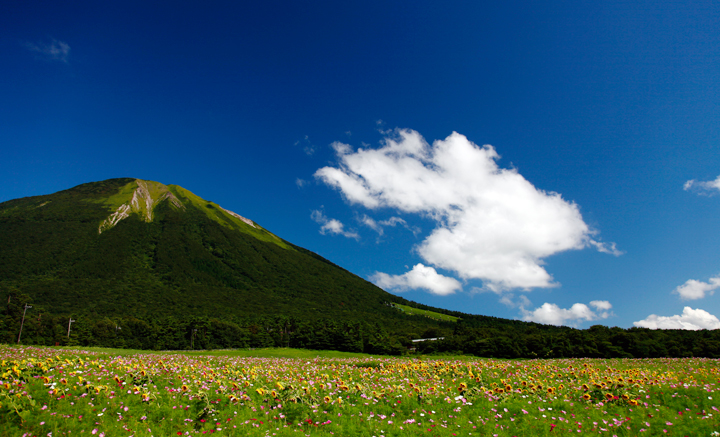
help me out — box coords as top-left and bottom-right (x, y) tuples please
(67, 318), (76, 338)
(17, 304), (32, 344)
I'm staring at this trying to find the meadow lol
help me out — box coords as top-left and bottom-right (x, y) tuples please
(1, 345), (718, 436)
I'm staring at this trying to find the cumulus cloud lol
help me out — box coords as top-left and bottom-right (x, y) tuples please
(371, 263), (462, 296)
(310, 210), (359, 240)
(25, 39), (70, 63)
(315, 129), (618, 291)
(633, 307), (720, 330)
(673, 275), (720, 300)
(521, 301), (614, 326)
(684, 176), (720, 195)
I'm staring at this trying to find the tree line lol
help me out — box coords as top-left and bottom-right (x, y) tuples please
(3, 293), (719, 358)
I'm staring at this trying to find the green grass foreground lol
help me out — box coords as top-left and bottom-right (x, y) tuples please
(1, 345), (718, 436)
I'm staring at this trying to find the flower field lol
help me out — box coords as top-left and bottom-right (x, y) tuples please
(1, 346), (718, 436)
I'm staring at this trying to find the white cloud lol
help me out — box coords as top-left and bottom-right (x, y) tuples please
(684, 176), (720, 195)
(310, 210), (359, 240)
(499, 293), (532, 308)
(521, 301), (613, 327)
(25, 39), (70, 63)
(371, 263), (462, 296)
(673, 275), (720, 300)
(359, 214), (409, 235)
(295, 178), (307, 188)
(315, 129), (618, 291)
(589, 300), (612, 310)
(633, 307), (720, 330)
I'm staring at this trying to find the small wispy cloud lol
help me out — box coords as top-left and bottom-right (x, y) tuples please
(358, 214), (410, 236)
(294, 135), (316, 156)
(24, 38), (70, 63)
(311, 210), (359, 240)
(684, 175), (720, 195)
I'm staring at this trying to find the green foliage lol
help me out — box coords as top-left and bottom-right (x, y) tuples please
(391, 303), (459, 322)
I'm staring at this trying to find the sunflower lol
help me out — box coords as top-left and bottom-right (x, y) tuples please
(324, 396), (332, 403)
(582, 393), (591, 400)
(547, 387), (555, 394)
(605, 393), (613, 400)
(621, 394), (630, 400)
(270, 390), (278, 398)
(181, 384), (189, 392)
(256, 388), (265, 395)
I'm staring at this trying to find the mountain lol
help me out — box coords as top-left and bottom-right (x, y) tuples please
(0, 178), (411, 320)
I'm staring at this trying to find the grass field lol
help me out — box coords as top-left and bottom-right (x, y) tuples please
(1, 345), (718, 436)
(391, 303), (460, 323)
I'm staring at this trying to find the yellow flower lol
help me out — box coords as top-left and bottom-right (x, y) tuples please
(324, 396), (332, 403)
(270, 390), (278, 398)
(256, 388), (265, 396)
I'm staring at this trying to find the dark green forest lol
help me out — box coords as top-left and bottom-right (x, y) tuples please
(2, 178), (719, 358)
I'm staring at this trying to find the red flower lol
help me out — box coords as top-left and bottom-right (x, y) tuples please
(177, 432), (182, 435)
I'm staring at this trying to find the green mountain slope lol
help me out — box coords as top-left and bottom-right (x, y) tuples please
(0, 178), (404, 320)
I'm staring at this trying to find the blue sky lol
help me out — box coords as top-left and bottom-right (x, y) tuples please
(2, 0), (720, 329)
